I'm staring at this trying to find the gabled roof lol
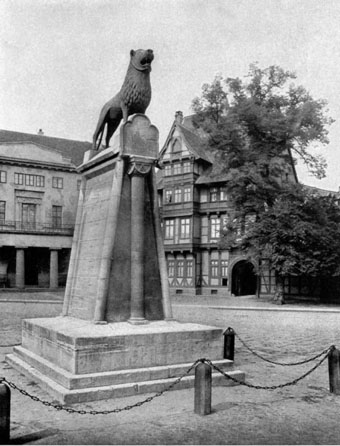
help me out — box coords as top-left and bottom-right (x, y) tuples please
(159, 115), (213, 163)
(177, 124), (213, 163)
(0, 129), (91, 167)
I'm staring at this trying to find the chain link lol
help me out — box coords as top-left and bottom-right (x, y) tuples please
(0, 345), (333, 414)
(0, 360), (201, 415)
(203, 349), (331, 390)
(234, 331), (332, 366)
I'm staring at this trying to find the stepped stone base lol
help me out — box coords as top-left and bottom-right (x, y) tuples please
(6, 317), (245, 404)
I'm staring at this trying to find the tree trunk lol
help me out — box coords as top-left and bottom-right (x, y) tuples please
(273, 275), (285, 304)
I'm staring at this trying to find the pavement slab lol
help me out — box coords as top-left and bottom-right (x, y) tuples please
(1, 291), (340, 444)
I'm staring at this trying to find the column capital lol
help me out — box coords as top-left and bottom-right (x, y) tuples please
(127, 156), (155, 177)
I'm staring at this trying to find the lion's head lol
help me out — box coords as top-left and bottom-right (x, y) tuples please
(130, 49), (154, 72)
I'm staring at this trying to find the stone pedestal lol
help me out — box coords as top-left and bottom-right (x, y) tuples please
(7, 115), (244, 403)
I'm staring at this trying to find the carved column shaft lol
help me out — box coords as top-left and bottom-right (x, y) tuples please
(128, 159), (153, 324)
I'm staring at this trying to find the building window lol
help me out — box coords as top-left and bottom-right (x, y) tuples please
(211, 260), (219, 278)
(77, 180), (82, 190)
(0, 171), (7, 183)
(221, 215), (229, 230)
(177, 260), (184, 278)
(174, 188), (182, 203)
(183, 187), (191, 202)
(0, 201), (5, 221)
(168, 260), (175, 277)
(164, 165), (171, 176)
(52, 177), (63, 189)
(186, 260), (193, 277)
(183, 161), (191, 173)
(35, 175), (45, 187)
(52, 205), (62, 228)
(210, 187), (218, 202)
(14, 173), (44, 187)
(210, 217), (220, 239)
(180, 218), (191, 238)
(221, 260), (228, 277)
(25, 175), (35, 186)
(22, 203), (36, 229)
(220, 186), (227, 201)
(165, 189), (173, 203)
(14, 173), (24, 185)
(173, 163), (181, 175)
(164, 219), (175, 239)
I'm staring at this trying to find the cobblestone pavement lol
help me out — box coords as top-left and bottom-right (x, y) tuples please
(0, 292), (63, 347)
(1, 292), (340, 444)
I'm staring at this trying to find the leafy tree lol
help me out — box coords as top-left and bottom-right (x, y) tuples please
(192, 64), (336, 300)
(235, 186), (340, 301)
(192, 65), (333, 207)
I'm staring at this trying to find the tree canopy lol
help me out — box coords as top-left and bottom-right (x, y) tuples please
(192, 64), (338, 297)
(192, 64), (334, 212)
(233, 185), (340, 278)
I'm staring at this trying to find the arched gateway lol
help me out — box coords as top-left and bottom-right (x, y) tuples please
(231, 260), (257, 296)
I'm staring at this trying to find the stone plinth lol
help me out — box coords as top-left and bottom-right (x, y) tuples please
(6, 317), (245, 404)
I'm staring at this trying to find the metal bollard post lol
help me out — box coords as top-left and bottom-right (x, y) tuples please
(223, 327), (235, 360)
(328, 346), (340, 395)
(194, 362), (212, 415)
(0, 382), (10, 444)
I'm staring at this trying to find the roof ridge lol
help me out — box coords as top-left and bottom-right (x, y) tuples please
(0, 128), (90, 144)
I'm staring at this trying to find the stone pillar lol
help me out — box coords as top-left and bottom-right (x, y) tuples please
(128, 158), (153, 324)
(49, 249), (59, 289)
(15, 248), (25, 289)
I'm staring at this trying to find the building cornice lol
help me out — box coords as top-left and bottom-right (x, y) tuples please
(0, 155), (77, 172)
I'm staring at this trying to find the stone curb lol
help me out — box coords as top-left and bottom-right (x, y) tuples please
(0, 299), (63, 304)
(173, 303), (340, 313)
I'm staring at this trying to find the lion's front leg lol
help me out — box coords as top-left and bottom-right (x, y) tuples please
(121, 102), (128, 122)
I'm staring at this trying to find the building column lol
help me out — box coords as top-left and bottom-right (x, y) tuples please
(50, 249), (59, 289)
(127, 157), (153, 324)
(15, 248), (25, 289)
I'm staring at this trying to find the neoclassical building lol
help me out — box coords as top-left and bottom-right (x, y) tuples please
(0, 129), (91, 288)
(157, 112), (301, 297)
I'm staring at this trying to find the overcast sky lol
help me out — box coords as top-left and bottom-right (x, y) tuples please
(1, 0), (340, 190)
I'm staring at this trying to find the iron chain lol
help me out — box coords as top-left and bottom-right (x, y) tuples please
(0, 346), (334, 414)
(234, 330), (332, 366)
(202, 348), (332, 390)
(0, 360), (200, 415)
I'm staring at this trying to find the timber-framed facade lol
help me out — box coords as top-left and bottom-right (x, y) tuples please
(157, 111), (323, 299)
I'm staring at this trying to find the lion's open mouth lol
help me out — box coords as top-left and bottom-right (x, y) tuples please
(140, 51), (154, 66)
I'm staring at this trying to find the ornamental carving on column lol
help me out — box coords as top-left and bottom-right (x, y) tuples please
(127, 162), (153, 177)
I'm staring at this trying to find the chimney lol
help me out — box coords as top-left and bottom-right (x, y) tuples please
(175, 111), (183, 124)
(37, 129), (44, 135)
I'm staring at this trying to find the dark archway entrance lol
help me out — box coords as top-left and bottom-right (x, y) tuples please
(231, 260), (257, 296)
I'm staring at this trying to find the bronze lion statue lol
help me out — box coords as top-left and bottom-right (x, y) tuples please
(93, 48), (154, 150)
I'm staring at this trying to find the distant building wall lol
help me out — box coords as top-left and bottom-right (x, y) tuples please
(0, 132), (90, 289)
